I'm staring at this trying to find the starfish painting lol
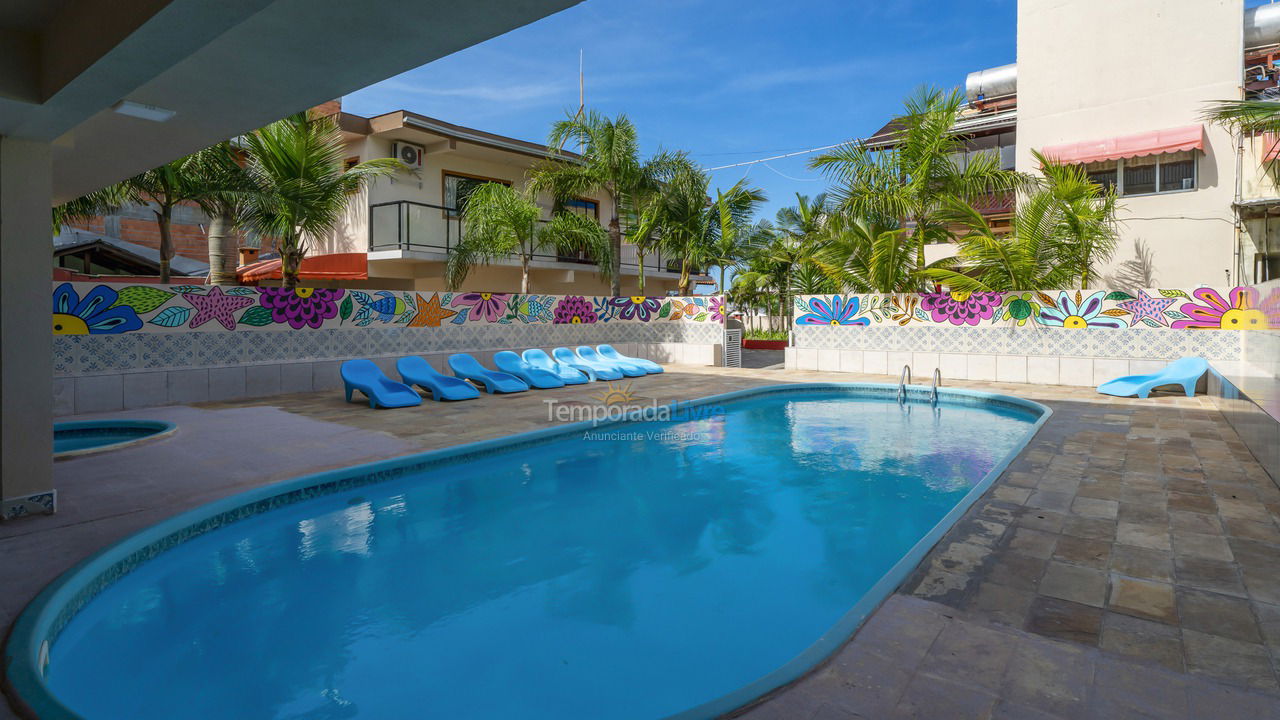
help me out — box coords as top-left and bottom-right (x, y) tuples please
(407, 292), (456, 327)
(1117, 290), (1175, 327)
(185, 286), (255, 330)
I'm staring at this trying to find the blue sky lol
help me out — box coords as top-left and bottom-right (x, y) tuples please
(344, 0), (1017, 223)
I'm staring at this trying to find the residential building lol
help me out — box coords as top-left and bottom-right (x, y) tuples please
(883, 0), (1280, 287)
(63, 103), (704, 295)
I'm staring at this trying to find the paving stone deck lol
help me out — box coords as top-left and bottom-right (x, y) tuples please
(4, 365), (1279, 719)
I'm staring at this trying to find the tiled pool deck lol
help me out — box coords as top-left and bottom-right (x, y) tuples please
(3, 366), (1280, 719)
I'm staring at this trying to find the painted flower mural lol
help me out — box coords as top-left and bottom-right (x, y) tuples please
(450, 292), (511, 323)
(795, 296), (870, 326)
(608, 296), (662, 322)
(709, 296), (724, 323)
(553, 296), (598, 324)
(1171, 287), (1267, 329)
(920, 291), (1004, 326)
(52, 283), (143, 335)
(257, 287), (345, 330)
(1038, 291), (1124, 329)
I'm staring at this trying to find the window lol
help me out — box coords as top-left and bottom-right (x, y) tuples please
(443, 172), (510, 216)
(562, 198), (599, 219)
(1158, 151), (1196, 192)
(1084, 161), (1118, 193)
(1080, 153), (1196, 196)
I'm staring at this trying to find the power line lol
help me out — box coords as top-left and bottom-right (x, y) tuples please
(706, 138), (858, 171)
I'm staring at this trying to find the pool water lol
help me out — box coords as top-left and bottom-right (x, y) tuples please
(43, 388), (1041, 719)
(53, 421), (174, 457)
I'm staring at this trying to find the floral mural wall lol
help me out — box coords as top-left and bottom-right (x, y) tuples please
(794, 288), (1280, 331)
(51, 282), (724, 336)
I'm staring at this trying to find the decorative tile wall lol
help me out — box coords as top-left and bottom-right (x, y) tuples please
(52, 282), (725, 377)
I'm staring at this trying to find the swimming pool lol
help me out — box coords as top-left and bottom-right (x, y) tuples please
(53, 420), (176, 460)
(6, 384), (1048, 720)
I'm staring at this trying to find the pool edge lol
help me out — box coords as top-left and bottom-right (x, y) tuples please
(4, 383), (1051, 720)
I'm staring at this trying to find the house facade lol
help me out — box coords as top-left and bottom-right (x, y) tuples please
(62, 104), (702, 296)
(896, 0), (1280, 287)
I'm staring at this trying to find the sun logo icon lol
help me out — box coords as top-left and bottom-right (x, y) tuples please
(591, 381), (638, 406)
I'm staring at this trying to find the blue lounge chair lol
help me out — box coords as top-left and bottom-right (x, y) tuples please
(1097, 356), (1208, 399)
(448, 353), (529, 394)
(598, 344), (664, 374)
(522, 348), (592, 384)
(493, 351), (566, 389)
(577, 345), (646, 378)
(554, 346), (622, 381)
(396, 356), (481, 401)
(340, 359), (422, 409)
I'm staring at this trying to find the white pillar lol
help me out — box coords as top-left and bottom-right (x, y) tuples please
(1, 137), (55, 519)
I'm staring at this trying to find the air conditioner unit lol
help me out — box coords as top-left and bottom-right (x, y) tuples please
(391, 141), (424, 170)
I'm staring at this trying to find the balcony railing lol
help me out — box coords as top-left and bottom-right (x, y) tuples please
(368, 199), (683, 275)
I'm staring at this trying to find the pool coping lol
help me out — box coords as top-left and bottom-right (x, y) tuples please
(2, 383), (1050, 720)
(52, 420), (178, 462)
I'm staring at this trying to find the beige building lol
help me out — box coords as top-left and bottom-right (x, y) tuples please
(940, 0), (1280, 287)
(310, 106), (701, 295)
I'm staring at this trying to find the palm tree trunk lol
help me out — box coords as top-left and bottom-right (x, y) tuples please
(678, 257), (691, 296)
(521, 253), (531, 294)
(281, 231), (302, 290)
(719, 267), (727, 294)
(608, 211), (622, 297)
(207, 212), (237, 285)
(636, 250), (646, 293)
(156, 205), (173, 284)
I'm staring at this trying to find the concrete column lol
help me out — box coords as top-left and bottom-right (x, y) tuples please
(1, 137), (54, 518)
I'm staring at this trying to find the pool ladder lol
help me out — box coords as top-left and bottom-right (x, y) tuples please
(898, 366), (942, 407)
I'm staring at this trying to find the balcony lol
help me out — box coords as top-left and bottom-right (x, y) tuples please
(368, 200), (691, 276)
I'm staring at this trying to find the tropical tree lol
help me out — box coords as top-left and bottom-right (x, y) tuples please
(241, 112), (400, 289)
(537, 110), (648, 296)
(1203, 98), (1280, 133)
(445, 181), (612, 292)
(1036, 151), (1119, 288)
(184, 142), (254, 285)
(637, 156), (766, 295)
(812, 215), (916, 293)
(52, 184), (136, 235)
(810, 87), (1025, 287)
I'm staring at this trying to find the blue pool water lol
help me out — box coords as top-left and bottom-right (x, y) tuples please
(53, 420), (174, 457)
(38, 388), (1041, 719)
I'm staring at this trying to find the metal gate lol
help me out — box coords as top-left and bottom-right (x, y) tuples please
(723, 328), (742, 368)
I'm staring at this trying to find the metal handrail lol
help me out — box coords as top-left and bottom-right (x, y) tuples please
(931, 368), (941, 406)
(897, 365), (911, 404)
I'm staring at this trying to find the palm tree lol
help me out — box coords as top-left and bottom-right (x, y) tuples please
(1036, 151), (1119, 288)
(640, 157), (766, 295)
(538, 110), (647, 296)
(1203, 98), (1280, 133)
(707, 183), (769, 293)
(810, 87), (1025, 287)
(184, 142), (254, 285)
(920, 150), (1119, 292)
(241, 112), (400, 289)
(813, 215), (915, 293)
(445, 181), (612, 292)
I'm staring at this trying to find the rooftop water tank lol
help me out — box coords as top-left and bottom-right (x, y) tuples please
(1246, 3), (1280, 49)
(964, 63), (1017, 103)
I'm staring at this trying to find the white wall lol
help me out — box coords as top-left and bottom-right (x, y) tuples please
(1017, 0), (1242, 287)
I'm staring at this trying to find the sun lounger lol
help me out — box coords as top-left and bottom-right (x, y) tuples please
(522, 348), (592, 384)
(554, 346), (622, 381)
(396, 356), (481, 401)
(340, 359), (423, 408)
(1097, 356), (1208, 399)
(448, 353), (530, 394)
(493, 351), (566, 389)
(597, 344), (663, 374)
(576, 345), (646, 377)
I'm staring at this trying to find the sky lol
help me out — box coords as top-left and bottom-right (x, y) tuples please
(343, 0), (1018, 223)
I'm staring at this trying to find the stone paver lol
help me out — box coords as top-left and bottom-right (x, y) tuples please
(4, 365), (1280, 719)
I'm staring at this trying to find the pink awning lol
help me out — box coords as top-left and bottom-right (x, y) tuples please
(1040, 125), (1204, 166)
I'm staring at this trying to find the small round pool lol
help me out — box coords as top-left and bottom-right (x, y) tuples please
(53, 420), (177, 460)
